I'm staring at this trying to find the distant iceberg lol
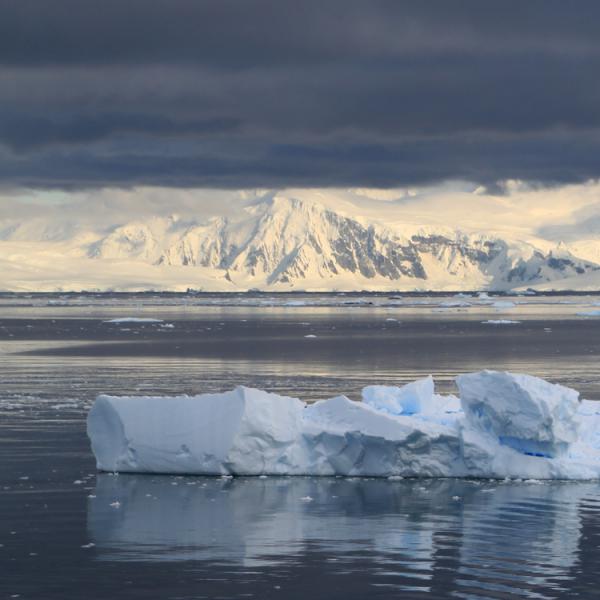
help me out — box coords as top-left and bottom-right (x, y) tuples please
(87, 371), (600, 480)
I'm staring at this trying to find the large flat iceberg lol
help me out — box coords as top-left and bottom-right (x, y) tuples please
(87, 387), (304, 475)
(87, 371), (600, 479)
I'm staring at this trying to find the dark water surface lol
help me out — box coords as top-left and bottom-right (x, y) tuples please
(2, 293), (600, 599)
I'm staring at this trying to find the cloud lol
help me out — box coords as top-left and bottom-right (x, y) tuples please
(2, 1), (600, 188)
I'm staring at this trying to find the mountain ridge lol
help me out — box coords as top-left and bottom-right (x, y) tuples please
(1, 193), (599, 292)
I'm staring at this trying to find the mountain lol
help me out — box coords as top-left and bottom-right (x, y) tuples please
(1, 191), (599, 291)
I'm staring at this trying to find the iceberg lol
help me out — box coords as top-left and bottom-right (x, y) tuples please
(87, 387), (304, 475)
(457, 371), (580, 457)
(87, 371), (600, 479)
(301, 394), (461, 477)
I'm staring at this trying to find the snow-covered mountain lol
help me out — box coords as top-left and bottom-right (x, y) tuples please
(1, 190), (599, 291)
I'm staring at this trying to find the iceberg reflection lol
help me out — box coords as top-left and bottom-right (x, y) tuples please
(88, 475), (599, 594)
(88, 475), (446, 567)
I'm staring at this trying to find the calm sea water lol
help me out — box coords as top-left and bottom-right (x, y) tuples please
(2, 292), (600, 599)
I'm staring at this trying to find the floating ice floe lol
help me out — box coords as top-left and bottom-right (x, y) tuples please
(103, 318), (164, 324)
(492, 300), (517, 310)
(438, 300), (472, 308)
(481, 319), (521, 325)
(87, 371), (600, 480)
(578, 310), (600, 317)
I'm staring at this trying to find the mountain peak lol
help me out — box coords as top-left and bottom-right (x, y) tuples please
(2, 192), (599, 291)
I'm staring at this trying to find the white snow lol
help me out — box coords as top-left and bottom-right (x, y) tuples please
(87, 371), (600, 480)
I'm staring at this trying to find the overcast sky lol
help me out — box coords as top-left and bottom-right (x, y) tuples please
(2, 1), (600, 191)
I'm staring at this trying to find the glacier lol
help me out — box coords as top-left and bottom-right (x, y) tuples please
(87, 371), (600, 480)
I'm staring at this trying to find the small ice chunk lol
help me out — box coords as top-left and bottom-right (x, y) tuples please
(482, 320), (521, 325)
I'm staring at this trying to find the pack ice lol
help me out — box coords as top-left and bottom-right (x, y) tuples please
(87, 371), (600, 479)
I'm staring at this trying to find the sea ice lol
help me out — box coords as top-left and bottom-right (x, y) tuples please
(481, 319), (521, 325)
(438, 300), (471, 308)
(492, 301), (516, 309)
(87, 371), (600, 480)
(103, 318), (164, 324)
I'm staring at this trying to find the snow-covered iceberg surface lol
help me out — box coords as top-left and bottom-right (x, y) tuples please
(87, 371), (600, 479)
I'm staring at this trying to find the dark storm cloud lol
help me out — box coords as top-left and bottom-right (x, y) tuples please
(0, 112), (240, 151)
(2, 0), (600, 188)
